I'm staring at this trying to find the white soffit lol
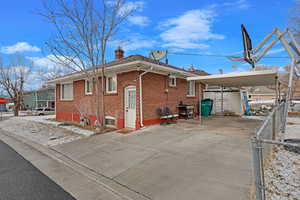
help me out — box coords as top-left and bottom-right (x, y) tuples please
(187, 70), (278, 87)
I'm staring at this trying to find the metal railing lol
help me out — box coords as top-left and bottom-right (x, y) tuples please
(252, 102), (282, 200)
(251, 102), (300, 200)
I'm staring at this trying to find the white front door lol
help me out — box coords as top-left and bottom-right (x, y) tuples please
(125, 86), (136, 129)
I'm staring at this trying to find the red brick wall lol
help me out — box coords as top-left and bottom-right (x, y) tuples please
(56, 71), (140, 129)
(56, 71), (204, 129)
(142, 73), (202, 124)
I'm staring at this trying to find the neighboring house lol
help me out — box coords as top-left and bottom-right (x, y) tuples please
(0, 97), (7, 112)
(23, 87), (55, 110)
(48, 48), (207, 130)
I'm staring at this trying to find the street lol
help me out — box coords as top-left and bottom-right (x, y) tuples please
(0, 139), (76, 200)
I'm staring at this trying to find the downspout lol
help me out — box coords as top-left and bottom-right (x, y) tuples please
(139, 67), (153, 127)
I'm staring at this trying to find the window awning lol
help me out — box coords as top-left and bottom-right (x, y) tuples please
(187, 70), (278, 87)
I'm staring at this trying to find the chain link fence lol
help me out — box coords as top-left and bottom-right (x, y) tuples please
(251, 102), (300, 200)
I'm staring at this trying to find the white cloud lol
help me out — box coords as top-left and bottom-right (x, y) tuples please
(210, 0), (251, 10)
(266, 48), (285, 55)
(128, 15), (150, 27)
(159, 9), (224, 49)
(1, 42), (41, 54)
(117, 1), (145, 16)
(222, 0), (250, 9)
(113, 34), (156, 51)
(28, 55), (84, 73)
(27, 55), (58, 71)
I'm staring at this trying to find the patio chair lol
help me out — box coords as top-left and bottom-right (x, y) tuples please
(156, 108), (169, 125)
(164, 107), (178, 123)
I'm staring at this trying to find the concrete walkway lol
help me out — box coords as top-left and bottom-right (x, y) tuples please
(53, 117), (260, 200)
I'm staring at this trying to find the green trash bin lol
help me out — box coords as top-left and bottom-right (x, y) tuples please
(201, 99), (213, 116)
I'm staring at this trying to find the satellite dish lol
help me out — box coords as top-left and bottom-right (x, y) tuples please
(149, 50), (167, 60)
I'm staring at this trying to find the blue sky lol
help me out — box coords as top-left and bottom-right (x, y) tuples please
(0, 0), (296, 89)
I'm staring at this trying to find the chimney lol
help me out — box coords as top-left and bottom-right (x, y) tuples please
(115, 46), (124, 60)
(187, 65), (195, 71)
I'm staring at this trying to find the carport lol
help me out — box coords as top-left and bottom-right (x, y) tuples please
(187, 69), (280, 117)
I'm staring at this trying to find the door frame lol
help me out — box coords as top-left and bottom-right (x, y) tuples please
(124, 86), (136, 129)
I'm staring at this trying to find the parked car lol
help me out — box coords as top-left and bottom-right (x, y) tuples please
(33, 107), (55, 116)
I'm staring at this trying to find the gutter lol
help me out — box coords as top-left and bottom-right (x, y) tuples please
(139, 67), (153, 127)
(47, 60), (197, 84)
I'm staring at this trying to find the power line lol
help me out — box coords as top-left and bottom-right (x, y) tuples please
(168, 51), (291, 59)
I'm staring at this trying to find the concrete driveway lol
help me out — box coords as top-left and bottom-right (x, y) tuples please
(53, 116), (260, 200)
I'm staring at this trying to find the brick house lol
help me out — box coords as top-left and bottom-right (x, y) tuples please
(48, 48), (207, 130)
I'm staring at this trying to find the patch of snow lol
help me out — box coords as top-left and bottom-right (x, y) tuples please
(242, 115), (266, 121)
(0, 117), (86, 146)
(20, 115), (95, 137)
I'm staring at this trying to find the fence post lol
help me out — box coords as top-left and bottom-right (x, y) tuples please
(280, 102), (287, 141)
(272, 109), (276, 140)
(251, 137), (264, 200)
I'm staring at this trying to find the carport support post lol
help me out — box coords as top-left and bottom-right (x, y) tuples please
(198, 83), (202, 124)
(279, 82), (281, 102)
(275, 76), (279, 106)
(221, 85), (224, 114)
(251, 137), (264, 200)
(282, 58), (296, 135)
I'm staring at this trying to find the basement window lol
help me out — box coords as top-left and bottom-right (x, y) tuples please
(105, 116), (116, 127)
(169, 76), (176, 87)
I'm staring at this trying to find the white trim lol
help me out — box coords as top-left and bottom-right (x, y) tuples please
(169, 76), (176, 87)
(187, 69), (278, 81)
(187, 80), (195, 97)
(84, 79), (93, 95)
(105, 116), (116, 120)
(124, 86), (136, 129)
(187, 69), (278, 87)
(47, 60), (198, 84)
(106, 75), (117, 93)
(60, 82), (74, 101)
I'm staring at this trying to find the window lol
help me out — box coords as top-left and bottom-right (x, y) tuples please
(187, 81), (195, 97)
(85, 79), (93, 95)
(127, 90), (136, 109)
(61, 83), (73, 100)
(106, 75), (117, 93)
(105, 116), (116, 127)
(169, 76), (176, 87)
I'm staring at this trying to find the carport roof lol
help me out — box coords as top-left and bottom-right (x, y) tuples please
(187, 69), (278, 87)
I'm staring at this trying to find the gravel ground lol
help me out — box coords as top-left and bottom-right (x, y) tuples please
(265, 146), (300, 200)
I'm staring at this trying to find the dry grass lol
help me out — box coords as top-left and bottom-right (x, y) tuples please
(46, 118), (116, 134)
(117, 128), (134, 134)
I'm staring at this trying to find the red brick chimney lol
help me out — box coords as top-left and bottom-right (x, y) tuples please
(115, 46), (124, 60)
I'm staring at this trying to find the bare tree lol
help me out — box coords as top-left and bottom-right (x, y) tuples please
(40, 0), (136, 129)
(0, 55), (32, 116)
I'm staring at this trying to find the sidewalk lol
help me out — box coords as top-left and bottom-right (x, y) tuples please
(0, 129), (148, 200)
